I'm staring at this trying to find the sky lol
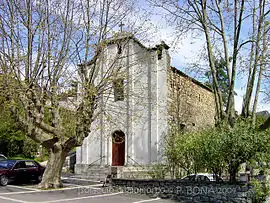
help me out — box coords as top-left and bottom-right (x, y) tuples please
(139, 1), (270, 114)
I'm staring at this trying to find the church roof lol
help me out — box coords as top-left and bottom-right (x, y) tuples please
(78, 32), (170, 67)
(170, 66), (213, 93)
(105, 32), (170, 51)
(77, 33), (212, 94)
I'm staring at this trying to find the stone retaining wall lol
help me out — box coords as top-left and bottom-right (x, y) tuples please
(111, 179), (255, 203)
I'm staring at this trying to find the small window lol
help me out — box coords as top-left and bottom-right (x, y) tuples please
(183, 175), (196, 181)
(113, 78), (124, 101)
(157, 49), (162, 60)
(25, 161), (37, 168)
(14, 161), (26, 169)
(197, 175), (210, 182)
(117, 44), (122, 54)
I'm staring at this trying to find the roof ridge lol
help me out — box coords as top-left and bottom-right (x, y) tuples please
(170, 66), (213, 92)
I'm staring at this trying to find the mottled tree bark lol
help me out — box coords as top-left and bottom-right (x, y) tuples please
(252, 20), (268, 126)
(0, 0), (148, 190)
(38, 143), (69, 189)
(241, 6), (256, 118)
(241, 0), (266, 119)
(201, 0), (225, 122)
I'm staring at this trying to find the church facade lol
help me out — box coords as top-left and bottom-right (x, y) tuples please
(75, 33), (216, 175)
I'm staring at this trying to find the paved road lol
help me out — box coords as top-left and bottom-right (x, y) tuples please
(0, 180), (176, 203)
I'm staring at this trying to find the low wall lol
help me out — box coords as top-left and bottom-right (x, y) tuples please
(110, 166), (152, 179)
(111, 179), (255, 203)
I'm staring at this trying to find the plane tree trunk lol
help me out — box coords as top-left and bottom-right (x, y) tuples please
(8, 83), (96, 189)
(38, 143), (69, 189)
(251, 15), (268, 126)
(0, 0), (143, 190)
(241, 0), (266, 119)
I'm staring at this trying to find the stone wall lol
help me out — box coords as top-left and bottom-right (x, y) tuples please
(167, 67), (216, 131)
(111, 178), (255, 203)
(110, 166), (152, 179)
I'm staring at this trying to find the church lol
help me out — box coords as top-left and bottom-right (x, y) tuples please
(75, 32), (216, 178)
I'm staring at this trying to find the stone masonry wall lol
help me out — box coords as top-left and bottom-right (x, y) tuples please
(111, 179), (255, 203)
(167, 67), (216, 131)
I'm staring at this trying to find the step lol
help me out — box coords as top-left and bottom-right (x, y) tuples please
(62, 176), (104, 183)
(65, 174), (108, 182)
(61, 177), (101, 185)
(80, 171), (109, 177)
(85, 169), (109, 172)
(83, 171), (108, 176)
(85, 174), (107, 180)
(70, 174), (106, 179)
(79, 169), (109, 174)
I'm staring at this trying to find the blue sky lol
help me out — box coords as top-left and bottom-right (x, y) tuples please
(137, 0), (270, 113)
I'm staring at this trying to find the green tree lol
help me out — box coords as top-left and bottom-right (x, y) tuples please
(165, 131), (204, 176)
(0, 0), (151, 189)
(150, 0), (269, 127)
(0, 103), (38, 158)
(165, 119), (270, 182)
(23, 136), (39, 158)
(198, 129), (225, 177)
(205, 57), (230, 108)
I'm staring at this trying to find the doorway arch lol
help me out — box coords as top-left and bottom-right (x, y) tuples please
(112, 130), (125, 166)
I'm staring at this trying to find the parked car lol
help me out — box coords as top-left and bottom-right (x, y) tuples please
(0, 154), (7, 161)
(0, 160), (45, 186)
(180, 173), (223, 182)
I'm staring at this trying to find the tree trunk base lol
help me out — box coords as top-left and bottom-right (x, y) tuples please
(38, 181), (63, 189)
(38, 143), (68, 189)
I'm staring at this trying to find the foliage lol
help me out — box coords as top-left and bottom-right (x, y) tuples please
(59, 108), (76, 137)
(205, 57), (230, 107)
(151, 0), (269, 128)
(23, 136), (39, 158)
(165, 131), (205, 176)
(34, 155), (49, 163)
(251, 179), (270, 203)
(198, 129), (225, 176)
(34, 147), (49, 163)
(165, 119), (270, 181)
(43, 107), (76, 138)
(0, 108), (21, 157)
(0, 103), (38, 158)
(148, 164), (169, 179)
(0, 0), (154, 189)
(219, 120), (269, 181)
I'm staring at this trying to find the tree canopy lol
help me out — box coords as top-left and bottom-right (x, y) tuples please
(165, 119), (270, 181)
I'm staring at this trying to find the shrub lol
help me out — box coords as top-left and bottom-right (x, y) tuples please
(251, 179), (270, 203)
(164, 119), (270, 181)
(148, 164), (169, 179)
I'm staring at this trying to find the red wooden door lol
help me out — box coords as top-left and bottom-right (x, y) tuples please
(112, 131), (125, 166)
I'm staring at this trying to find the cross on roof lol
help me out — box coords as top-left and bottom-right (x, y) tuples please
(119, 22), (125, 32)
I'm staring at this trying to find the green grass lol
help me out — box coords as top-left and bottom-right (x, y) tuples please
(34, 155), (49, 163)
(9, 156), (34, 160)
(8, 154), (48, 163)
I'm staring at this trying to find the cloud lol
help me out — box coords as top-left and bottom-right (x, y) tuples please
(138, 5), (206, 70)
(136, 4), (270, 113)
(143, 25), (206, 69)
